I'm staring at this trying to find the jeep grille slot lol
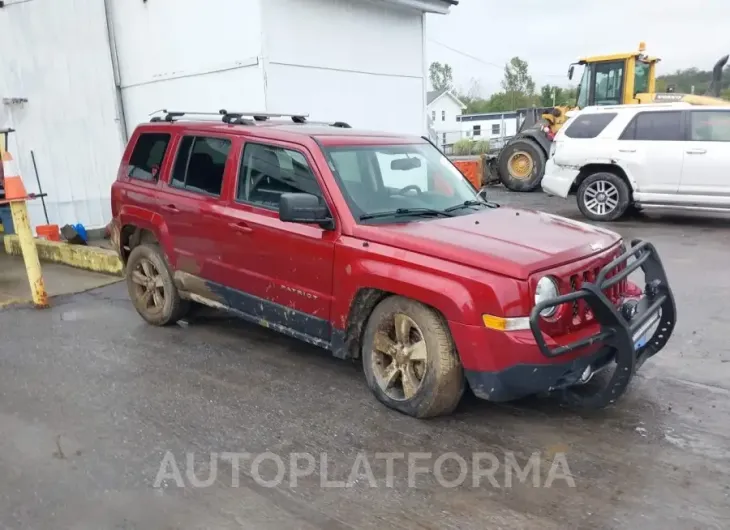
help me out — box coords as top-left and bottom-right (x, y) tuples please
(567, 262), (627, 326)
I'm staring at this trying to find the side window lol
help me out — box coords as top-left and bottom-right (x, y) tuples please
(237, 143), (322, 210)
(564, 113), (617, 139)
(593, 61), (624, 105)
(623, 111), (683, 141)
(128, 133), (170, 180)
(170, 136), (231, 196)
(690, 111), (730, 142)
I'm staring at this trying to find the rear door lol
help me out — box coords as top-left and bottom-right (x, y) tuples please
(160, 133), (233, 281)
(617, 110), (685, 194)
(678, 109), (730, 201)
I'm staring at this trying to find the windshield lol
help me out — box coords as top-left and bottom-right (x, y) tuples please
(324, 143), (480, 222)
(634, 61), (650, 95)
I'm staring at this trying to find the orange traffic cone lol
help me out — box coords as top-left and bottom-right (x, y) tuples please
(1, 151), (28, 202)
(1, 150), (48, 308)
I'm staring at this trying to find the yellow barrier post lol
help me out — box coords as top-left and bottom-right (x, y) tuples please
(1, 150), (48, 308)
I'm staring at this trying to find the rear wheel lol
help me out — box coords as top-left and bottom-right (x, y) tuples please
(497, 138), (547, 192)
(126, 244), (189, 326)
(362, 296), (464, 418)
(576, 172), (631, 222)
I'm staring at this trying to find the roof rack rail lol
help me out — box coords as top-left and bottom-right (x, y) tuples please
(331, 121), (352, 128)
(149, 109), (310, 125)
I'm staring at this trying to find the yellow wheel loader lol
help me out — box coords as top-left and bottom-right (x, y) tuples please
(495, 43), (730, 191)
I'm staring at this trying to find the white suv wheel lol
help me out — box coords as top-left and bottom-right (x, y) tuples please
(576, 172), (631, 222)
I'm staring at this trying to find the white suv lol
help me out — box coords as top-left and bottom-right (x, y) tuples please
(542, 103), (730, 221)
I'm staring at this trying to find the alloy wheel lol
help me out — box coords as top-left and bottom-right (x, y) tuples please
(370, 313), (428, 401)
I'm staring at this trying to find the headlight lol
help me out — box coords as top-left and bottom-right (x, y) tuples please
(535, 276), (559, 317)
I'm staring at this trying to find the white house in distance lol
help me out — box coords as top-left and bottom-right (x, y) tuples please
(458, 111), (519, 142)
(426, 88), (466, 147)
(0, 0), (458, 232)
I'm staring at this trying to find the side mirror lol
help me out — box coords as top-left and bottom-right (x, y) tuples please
(568, 64), (575, 81)
(279, 193), (333, 229)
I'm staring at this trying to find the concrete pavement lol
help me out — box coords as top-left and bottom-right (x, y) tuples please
(0, 191), (729, 529)
(0, 251), (120, 307)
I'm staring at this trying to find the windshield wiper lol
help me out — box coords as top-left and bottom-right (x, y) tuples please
(444, 200), (499, 213)
(359, 208), (454, 221)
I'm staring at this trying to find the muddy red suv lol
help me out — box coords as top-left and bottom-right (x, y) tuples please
(110, 110), (676, 418)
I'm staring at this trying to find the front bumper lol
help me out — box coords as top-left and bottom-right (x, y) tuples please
(541, 159), (579, 198)
(464, 239), (676, 408)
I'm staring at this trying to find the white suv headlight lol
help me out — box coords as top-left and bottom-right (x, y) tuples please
(535, 276), (559, 317)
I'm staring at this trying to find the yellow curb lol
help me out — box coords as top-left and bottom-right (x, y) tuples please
(3, 235), (123, 276)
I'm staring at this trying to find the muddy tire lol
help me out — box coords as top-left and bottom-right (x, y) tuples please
(497, 138), (547, 192)
(126, 244), (189, 326)
(577, 172), (631, 222)
(362, 296), (464, 418)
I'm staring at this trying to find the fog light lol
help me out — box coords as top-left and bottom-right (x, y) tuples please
(579, 365), (593, 383)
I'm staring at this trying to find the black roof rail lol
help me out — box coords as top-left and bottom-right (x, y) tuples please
(331, 121), (352, 128)
(149, 109), (310, 125)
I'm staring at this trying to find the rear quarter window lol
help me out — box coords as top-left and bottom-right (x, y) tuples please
(128, 133), (171, 180)
(564, 113), (617, 139)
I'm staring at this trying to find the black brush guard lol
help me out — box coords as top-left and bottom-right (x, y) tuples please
(529, 240), (677, 408)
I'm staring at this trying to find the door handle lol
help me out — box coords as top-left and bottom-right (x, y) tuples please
(229, 221), (253, 234)
(618, 149), (636, 153)
(686, 148), (707, 154)
(161, 203), (179, 212)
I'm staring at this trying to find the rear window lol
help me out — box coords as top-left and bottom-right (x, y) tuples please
(564, 113), (617, 139)
(620, 111), (683, 141)
(128, 133), (170, 180)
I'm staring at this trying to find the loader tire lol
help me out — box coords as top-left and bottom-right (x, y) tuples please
(498, 138), (547, 192)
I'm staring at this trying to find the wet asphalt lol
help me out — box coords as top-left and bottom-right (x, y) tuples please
(1, 189), (729, 529)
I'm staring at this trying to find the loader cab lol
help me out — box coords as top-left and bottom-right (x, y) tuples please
(568, 43), (659, 108)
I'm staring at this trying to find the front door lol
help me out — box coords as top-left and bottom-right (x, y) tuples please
(217, 140), (337, 344)
(679, 109), (730, 202)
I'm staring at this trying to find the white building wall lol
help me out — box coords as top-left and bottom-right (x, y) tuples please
(109, 0), (266, 131)
(427, 95), (463, 146)
(0, 0), (124, 230)
(262, 0), (427, 135)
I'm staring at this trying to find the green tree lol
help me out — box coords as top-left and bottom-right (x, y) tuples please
(429, 62), (453, 91)
(539, 84), (578, 107)
(502, 57), (536, 97)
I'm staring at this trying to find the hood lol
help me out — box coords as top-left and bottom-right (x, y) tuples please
(355, 207), (621, 279)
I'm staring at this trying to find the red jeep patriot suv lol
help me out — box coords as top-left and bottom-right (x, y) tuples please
(111, 109), (676, 418)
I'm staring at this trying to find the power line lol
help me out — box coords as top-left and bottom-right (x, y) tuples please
(428, 38), (571, 81)
(428, 39), (503, 70)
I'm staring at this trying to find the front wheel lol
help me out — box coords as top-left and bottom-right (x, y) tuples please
(361, 296), (464, 418)
(497, 138), (547, 192)
(576, 172), (631, 222)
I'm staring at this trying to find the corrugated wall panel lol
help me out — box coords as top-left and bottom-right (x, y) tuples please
(262, 0), (426, 135)
(110, 0), (265, 132)
(0, 0), (124, 230)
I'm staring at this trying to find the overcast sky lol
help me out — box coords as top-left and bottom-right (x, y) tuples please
(426, 0), (730, 96)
